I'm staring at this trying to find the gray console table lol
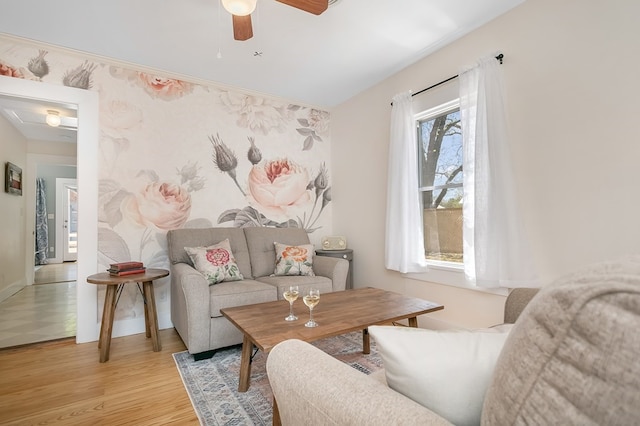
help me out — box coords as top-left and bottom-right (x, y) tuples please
(315, 249), (353, 289)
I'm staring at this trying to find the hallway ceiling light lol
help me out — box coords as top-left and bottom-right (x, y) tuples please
(45, 110), (61, 127)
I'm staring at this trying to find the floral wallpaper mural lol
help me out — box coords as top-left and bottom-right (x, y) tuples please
(212, 133), (331, 231)
(0, 37), (333, 329)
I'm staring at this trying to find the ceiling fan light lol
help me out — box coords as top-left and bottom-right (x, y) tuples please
(45, 110), (61, 127)
(221, 0), (256, 16)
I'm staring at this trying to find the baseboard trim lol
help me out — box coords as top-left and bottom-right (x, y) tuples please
(109, 312), (175, 340)
(0, 279), (26, 304)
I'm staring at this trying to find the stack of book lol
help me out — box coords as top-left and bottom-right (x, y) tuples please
(108, 261), (146, 276)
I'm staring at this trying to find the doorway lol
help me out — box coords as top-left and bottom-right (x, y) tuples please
(64, 184), (78, 262)
(0, 118), (79, 348)
(57, 178), (78, 263)
(0, 76), (100, 344)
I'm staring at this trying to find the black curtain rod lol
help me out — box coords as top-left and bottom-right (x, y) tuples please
(391, 53), (504, 106)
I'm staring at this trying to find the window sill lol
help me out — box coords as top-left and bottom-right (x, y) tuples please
(406, 263), (508, 296)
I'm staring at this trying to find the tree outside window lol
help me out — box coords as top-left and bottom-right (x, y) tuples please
(417, 102), (463, 263)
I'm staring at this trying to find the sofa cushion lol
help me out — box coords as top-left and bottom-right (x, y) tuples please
(209, 279), (277, 318)
(185, 239), (244, 284)
(369, 325), (511, 426)
(273, 242), (315, 276)
(256, 275), (333, 300)
(244, 227), (311, 278)
(482, 256), (640, 425)
(167, 227), (253, 278)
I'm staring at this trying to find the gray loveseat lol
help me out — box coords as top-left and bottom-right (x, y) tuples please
(267, 256), (640, 425)
(167, 226), (349, 359)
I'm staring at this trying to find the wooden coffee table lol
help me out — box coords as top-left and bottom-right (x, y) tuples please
(220, 287), (444, 392)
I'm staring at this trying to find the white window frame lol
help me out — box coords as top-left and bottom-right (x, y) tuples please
(416, 99), (463, 268)
(410, 100), (506, 296)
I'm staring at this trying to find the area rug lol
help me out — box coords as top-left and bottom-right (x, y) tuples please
(173, 331), (383, 425)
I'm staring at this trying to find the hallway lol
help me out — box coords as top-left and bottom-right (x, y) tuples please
(0, 262), (76, 349)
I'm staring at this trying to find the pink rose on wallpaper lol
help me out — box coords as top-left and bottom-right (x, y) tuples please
(101, 99), (143, 131)
(0, 61), (24, 78)
(0, 61), (36, 80)
(248, 159), (312, 219)
(296, 108), (330, 150)
(136, 73), (193, 101)
(219, 91), (292, 135)
(123, 182), (192, 230)
(308, 109), (330, 136)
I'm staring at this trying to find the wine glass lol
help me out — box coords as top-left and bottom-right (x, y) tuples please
(283, 285), (299, 321)
(303, 288), (320, 328)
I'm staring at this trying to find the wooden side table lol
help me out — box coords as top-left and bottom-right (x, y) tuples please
(315, 249), (353, 289)
(86, 268), (169, 362)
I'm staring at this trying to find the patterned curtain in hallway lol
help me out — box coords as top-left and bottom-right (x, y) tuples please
(35, 178), (49, 265)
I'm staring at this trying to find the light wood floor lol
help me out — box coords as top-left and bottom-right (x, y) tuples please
(0, 262), (78, 349)
(34, 262), (77, 284)
(0, 328), (199, 425)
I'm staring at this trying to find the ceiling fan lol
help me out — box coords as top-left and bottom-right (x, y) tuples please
(221, 0), (329, 41)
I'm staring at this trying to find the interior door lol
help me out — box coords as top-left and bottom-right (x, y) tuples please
(63, 184), (78, 262)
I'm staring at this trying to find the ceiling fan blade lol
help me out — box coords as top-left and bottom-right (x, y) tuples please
(276, 0), (328, 15)
(232, 14), (253, 41)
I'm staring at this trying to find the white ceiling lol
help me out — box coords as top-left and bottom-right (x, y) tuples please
(1, 0), (523, 143)
(0, 95), (78, 143)
(1, 0), (524, 108)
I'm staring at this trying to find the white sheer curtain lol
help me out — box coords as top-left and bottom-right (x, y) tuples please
(385, 91), (428, 273)
(460, 55), (537, 288)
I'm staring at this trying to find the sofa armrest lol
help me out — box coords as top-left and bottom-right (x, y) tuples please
(266, 339), (452, 426)
(313, 256), (349, 291)
(170, 262), (211, 354)
(504, 288), (540, 324)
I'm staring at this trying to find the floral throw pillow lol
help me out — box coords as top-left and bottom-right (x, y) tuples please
(273, 242), (315, 276)
(184, 239), (244, 285)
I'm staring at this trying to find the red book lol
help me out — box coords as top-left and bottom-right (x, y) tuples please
(108, 268), (146, 276)
(109, 261), (144, 271)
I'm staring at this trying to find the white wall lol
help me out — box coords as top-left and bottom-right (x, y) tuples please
(0, 113), (27, 302)
(331, 0), (640, 329)
(28, 140), (77, 157)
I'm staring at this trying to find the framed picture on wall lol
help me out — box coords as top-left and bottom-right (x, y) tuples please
(5, 162), (23, 195)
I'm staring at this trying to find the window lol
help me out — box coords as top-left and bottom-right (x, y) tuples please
(417, 100), (463, 265)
